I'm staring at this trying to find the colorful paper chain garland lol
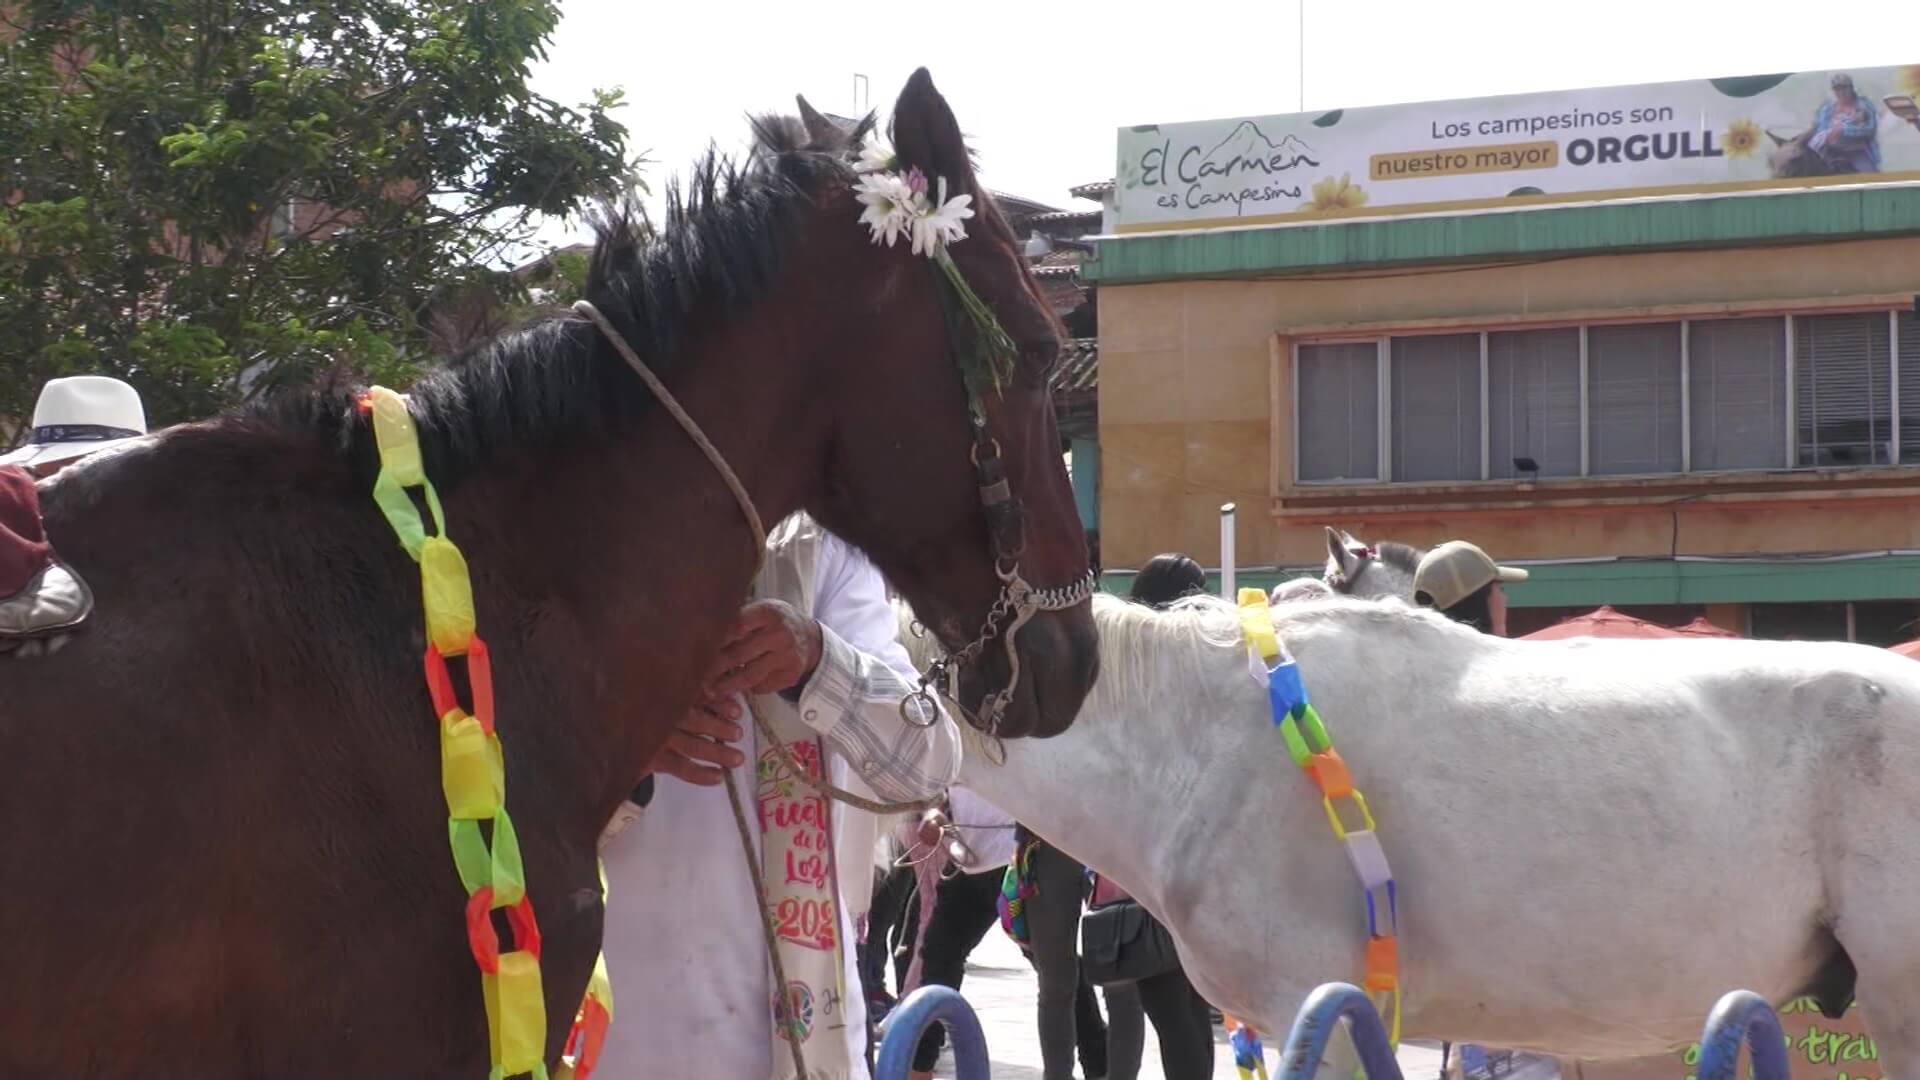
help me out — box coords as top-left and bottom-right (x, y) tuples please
(1237, 588), (1402, 1051)
(361, 387), (612, 1080)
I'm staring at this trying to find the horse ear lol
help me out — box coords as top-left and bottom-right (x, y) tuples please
(795, 95), (840, 148)
(891, 67), (974, 193)
(1325, 527), (1360, 578)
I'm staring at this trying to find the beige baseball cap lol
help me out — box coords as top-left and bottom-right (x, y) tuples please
(1413, 540), (1529, 611)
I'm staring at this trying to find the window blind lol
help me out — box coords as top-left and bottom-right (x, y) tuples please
(1488, 327), (1582, 478)
(1297, 342), (1380, 482)
(1588, 322), (1683, 476)
(1390, 333), (1481, 482)
(1688, 317), (1787, 471)
(1795, 312), (1890, 467)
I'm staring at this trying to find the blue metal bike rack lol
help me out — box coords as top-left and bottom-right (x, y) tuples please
(873, 985), (991, 1080)
(1277, 982), (1405, 1080)
(1694, 990), (1791, 1080)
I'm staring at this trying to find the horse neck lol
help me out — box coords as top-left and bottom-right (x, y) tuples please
(442, 312), (830, 831)
(957, 617), (1267, 901)
(1349, 563), (1415, 604)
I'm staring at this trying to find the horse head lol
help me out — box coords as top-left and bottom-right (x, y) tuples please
(1767, 128), (1824, 178)
(1322, 526), (1424, 603)
(742, 69), (1096, 738)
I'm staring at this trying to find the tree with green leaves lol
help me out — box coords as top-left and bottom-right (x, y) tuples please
(0, 0), (636, 435)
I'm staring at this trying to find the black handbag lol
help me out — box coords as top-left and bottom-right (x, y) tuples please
(1080, 898), (1181, 986)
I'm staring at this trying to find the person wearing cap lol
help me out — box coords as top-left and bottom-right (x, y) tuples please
(0, 376), (148, 649)
(1809, 72), (1881, 173)
(1411, 540), (1529, 638)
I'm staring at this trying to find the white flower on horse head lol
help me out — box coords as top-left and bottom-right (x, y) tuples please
(854, 172), (914, 247)
(857, 140), (898, 174)
(910, 176), (973, 257)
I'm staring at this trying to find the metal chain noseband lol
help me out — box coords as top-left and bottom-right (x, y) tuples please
(914, 420), (1097, 735)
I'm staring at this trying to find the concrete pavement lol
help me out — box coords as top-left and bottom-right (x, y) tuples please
(913, 924), (1445, 1080)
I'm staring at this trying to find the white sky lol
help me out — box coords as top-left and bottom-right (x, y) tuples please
(524, 0), (1920, 251)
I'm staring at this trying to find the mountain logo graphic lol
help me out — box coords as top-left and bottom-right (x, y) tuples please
(1195, 121), (1320, 177)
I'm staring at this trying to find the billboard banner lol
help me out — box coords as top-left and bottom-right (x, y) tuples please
(1113, 65), (1920, 233)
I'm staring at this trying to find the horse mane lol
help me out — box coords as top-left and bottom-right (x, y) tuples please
(1372, 541), (1425, 575)
(1083, 591), (1488, 715)
(243, 110), (879, 486)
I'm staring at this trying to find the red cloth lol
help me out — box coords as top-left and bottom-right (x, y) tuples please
(0, 466), (53, 598)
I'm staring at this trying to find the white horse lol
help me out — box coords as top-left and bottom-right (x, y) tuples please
(898, 590), (1920, 1068)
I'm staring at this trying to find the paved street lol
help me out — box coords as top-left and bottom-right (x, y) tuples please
(915, 927), (1445, 1080)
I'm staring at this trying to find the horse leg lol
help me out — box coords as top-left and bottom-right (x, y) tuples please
(1851, 980), (1920, 1078)
(1833, 908), (1920, 1077)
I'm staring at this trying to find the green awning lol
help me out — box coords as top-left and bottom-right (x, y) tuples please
(1100, 553), (1920, 607)
(1082, 185), (1920, 284)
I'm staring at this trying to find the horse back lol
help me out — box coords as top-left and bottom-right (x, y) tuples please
(0, 427), (489, 1073)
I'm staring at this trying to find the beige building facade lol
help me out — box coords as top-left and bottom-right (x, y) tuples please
(1087, 191), (1920, 639)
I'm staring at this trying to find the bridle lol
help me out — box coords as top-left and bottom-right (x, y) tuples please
(573, 252), (1094, 741)
(903, 364), (1097, 737)
(1324, 542), (1378, 594)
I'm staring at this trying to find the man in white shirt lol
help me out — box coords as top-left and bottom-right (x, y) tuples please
(597, 513), (962, 1080)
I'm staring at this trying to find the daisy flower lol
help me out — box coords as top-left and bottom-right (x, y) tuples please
(857, 140), (898, 174)
(854, 172), (915, 247)
(911, 177), (974, 257)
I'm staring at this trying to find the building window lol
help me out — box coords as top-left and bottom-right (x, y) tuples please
(1795, 312), (1891, 467)
(1689, 317), (1788, 471)
(1293, 307), (1913, 486)
(1750, 601), (1852, 641)
(1488, 328), (1582, 479)
(1587, 322), (1683, 476)
(1899, 311), (1920, 465)
(1390, 334), (1481, 482)
(1854, 599), (1920, 647)
(1296, 342), (1379, 483)
(1751, 599), (1920, 646)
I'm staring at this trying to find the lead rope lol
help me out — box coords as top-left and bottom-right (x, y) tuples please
(573, 300), (938, 1080)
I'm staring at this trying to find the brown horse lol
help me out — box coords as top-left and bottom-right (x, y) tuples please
(0, 69), (1096, 1077)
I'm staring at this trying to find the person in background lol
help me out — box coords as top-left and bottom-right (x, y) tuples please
(1809, 72), (1881, 173)
(0, 376), (150, 650)
(1011, 818), (1115, 1080)
(898, 786), (1024, 1080)
(1411, 539), (1531, 1078)
(597, 513), (961, 1080)
(1, 375), (150, 480)
(1085, 553), (1219, 1080)
(1410, 540), (1528, 637)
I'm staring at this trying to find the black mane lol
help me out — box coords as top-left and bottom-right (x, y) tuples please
(246, 110), (877, 486)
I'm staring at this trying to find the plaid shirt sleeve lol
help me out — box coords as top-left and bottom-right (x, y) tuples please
(794, 533), (961, 804)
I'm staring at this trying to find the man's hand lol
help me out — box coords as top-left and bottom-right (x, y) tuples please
(704, 598), (824, 699)
(915, 807), (949, 849)
(645, 698), (746, 787)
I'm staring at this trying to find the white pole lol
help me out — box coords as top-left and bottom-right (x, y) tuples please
(1219, 502), (1237, 599)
